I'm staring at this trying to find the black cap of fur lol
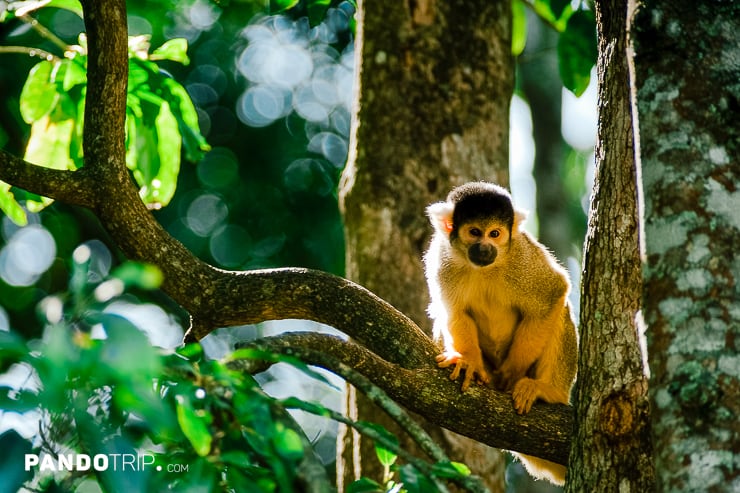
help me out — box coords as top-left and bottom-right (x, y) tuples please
(448, 182), (515, 234)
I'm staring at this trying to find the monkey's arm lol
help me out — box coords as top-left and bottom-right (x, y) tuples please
(435, 310), (490, 391)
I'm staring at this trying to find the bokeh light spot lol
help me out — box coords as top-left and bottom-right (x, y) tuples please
(0, 225), (56, 287)
(197, 147), (239, 188)
(185, 193), (228, 236)
(210, 224), (251, 268)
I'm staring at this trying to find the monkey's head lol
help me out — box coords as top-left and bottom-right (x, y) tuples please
(426, 182), (527, 267)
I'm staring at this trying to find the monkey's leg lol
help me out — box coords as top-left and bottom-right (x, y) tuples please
(435, 312), (490, 391)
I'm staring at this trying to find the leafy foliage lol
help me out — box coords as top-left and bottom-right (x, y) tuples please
(0, 249), (477, 492)
(0, 1), (210, 224)
(512, 0), (597, 96)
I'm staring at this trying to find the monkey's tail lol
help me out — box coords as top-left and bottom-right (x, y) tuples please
(511, 452), (566, 486)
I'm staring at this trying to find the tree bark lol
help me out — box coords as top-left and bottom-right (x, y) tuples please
(565, 0), (654, 491)
(628, 1), (740, 491)
(339, 0), (513, 489)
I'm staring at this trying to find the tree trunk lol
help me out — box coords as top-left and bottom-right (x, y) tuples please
(338, 0), (513, 490)
(565, 0), (654, 491)
(628, 1), (740, 491)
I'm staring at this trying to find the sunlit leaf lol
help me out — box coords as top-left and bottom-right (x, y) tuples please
(176, 395), (213, 457)
(128, 60), (150, 89)
(10, 0), (83, 18)
(512, 0), (527, 56)
(558, 9), (597, 96)
(150, 100), (181, 207)
(61, 58), (87, 91)
(0, 182), (27, 226)
(151, 38), (190, 65)
(24, 112), (75, 170)
(110, 262), (163, 290)
(431, 460), (471, 479)
(19, 60), (59, 123)
(269, 0), (300, 13)
(160, 77), (210, 161)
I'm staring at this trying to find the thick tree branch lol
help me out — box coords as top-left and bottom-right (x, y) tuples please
(233, 332), (573, 465)
(0, 151), (96, 207)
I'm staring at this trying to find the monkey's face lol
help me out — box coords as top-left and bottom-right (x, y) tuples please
(427, 182), (525, 268)
(452, 219), (511, 267)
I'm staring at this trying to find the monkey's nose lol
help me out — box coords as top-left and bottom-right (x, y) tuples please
(468, 243), (496, 266)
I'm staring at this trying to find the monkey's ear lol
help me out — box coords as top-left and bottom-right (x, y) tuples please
(427, 201), (455, 235)
(512, 208), (528, 236)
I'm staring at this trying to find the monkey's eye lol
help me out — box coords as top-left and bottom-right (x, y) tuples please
(469, 227), (482, 237)
(489, 230), (500, 238)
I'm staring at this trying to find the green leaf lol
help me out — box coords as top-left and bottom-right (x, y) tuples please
(512, 0), (527, 56)
(110, 262), (163, 290)
(398, 464), (439, 493)
(160, 77), (210, 161)
(558, 9), (597, 96)
(550, 0), (570, 19)
(10, 0), (83, 18)
(272, 425), (304, 461)
(0, 431), (33, 493)
(95, 314), (161, 375)
(220, 450), (253, 468)
(150, 100), (181, 206)
(0, 182), (27, 226)
(307, 0), (332, 26)
(346, 477), (384, 493)
(19, 60), (59, 123)
(23, 95), (77, 169)
(151, 38), (190, 65)
(175, 394), (213, 457)
(60, 59), (87, 91)
(269, 0), (300, 13)
(360, 422), (398, 467)
(432, 461), (471, 479)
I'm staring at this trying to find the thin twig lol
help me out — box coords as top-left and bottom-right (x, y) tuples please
(19, 14), (71, 54)
(0, 46), (59, 61)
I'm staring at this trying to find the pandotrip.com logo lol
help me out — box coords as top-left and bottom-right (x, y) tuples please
(24, 453), (189, 473)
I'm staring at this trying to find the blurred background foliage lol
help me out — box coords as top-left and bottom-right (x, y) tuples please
(0, 0), (597, 491)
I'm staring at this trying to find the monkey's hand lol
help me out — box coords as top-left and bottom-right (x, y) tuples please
(436, 351), (491, 391)
(511, 378), (541, 414)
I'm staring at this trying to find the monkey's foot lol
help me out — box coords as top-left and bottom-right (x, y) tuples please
(436, 351), (490, 391)
(511, 378), (540, 414)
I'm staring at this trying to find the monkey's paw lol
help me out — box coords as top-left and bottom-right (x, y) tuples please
(511, 378), (540, 415)
(436, 351), (491, 391)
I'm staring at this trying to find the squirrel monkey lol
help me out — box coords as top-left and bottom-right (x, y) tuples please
(423, 182), (578, 485)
